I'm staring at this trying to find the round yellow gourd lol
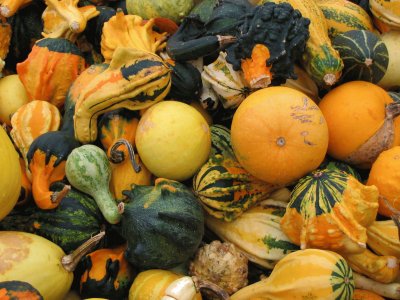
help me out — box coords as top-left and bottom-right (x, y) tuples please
(0, 74), (29, 125)
(0, 231), (73, 300)
(135, 101), (211, 181)
(0, 125), (21, 220)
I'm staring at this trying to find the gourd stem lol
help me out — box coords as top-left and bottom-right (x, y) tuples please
(61, 230), (105, 272)
(386, 102), (400, 120)
(323, 73), (337, 86)
(110, 139), (141, 173)
(50, 184), (71, 203)
(217, 35), (237, 47)
(192, 276), (230, 300)
(380, 195), (400, 238)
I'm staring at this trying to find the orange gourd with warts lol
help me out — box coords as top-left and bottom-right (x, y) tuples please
(241, 44), (272, 89)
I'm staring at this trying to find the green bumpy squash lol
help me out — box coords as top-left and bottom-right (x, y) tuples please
(120, 178), (204, 270)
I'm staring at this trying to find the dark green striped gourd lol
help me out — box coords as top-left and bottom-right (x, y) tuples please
(319, 157), (362, 182)
(209, 124), (236, 160)
(193, 154), (279, 221)
(332, 30), (389, 83)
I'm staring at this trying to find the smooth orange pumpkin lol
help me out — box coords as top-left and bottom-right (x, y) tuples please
(318, 81), (400, 169)
(231, 86), (329, 185)
(367, 146), (400, 217)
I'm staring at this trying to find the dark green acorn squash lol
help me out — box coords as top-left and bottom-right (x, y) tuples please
(120, 178), (204, 270)
(332, 30), (389, 83)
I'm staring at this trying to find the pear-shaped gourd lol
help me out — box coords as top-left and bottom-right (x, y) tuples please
(65, 144), (121, 224)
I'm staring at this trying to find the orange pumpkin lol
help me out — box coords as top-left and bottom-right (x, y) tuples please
(231, 86), (329, 185)
(367, 146), (400, 217)
(318, 81), (400, 169)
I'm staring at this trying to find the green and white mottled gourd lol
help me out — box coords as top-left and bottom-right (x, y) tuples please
(205, 203), (299, 269)
(332, 30), (389, 83)
(65, 144), (121, 224)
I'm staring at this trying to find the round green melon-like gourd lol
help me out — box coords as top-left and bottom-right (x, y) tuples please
(332, 30), (389, 84)
(135, 101), (211, 182)
(126, 0), (194, 24)
(120, 178), (204, 270)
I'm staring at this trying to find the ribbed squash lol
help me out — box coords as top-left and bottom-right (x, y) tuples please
(281, 169), (379, 254)
(206, 203), (299, 269)
(231, 87), (329, 185)
(80, 245), (134, 300)
(10, 100), (61, 164)
(209, 124), (236, 160)
(367, 220), (400, 258)
(370, 0), (400, 32)
(260, 0), (344, 86)
(0, 126), (21, 221)
(193, 154), (280, 221)
(16, 38), (86, 109)
(319, 81), (400, 168)
(316, 0), (374, 38)
(231, 249), (355, 300)
(73, 47), (171, 143)
(0, 280), (44, 300)
(332, 30), (389, 83)
(319, 157), (362, 182)
(128, 269), (202, 300)
(100, 10), (167, 63)
(0, 231), (104, 300)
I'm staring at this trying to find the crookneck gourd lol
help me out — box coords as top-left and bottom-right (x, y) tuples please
(100, 9), (168, 63)
(193, 154), (280, 221)
(26, 130), (80, 209)
(72, 47), (171, 143)
(281, 169), (379, 254)
(205, 203), (299, 269)
(0, 0), (31, 17)
(16, 37), (86, 109)
(42, 0), (99, 42)
(80, 244), (134, 300)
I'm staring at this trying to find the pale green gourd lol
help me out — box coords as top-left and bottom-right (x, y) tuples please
(65, 144), (120, 224)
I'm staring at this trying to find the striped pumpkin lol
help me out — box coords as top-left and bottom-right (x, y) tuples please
(281, 169), (379, 254)
(73, 47), (171, 143)
(209, 124), (236, 160)
(193, 154), (279, 221)
(316, 0), (374, 39)
(319, 157), (362, 181)
(231, 249), (355, 300)
(332, 30), (389, 83)
(205, 204), (299, 269)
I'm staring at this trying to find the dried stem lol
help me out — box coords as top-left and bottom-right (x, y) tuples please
(192, 276), (230, 299)
(109, 139), (141, 173)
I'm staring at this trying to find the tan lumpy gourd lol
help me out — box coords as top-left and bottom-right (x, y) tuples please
(319, 81), (400, 169)
(281, 169), (379, 254)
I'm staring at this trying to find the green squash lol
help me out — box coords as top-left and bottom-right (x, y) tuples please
(319, 157), (362, 182)
(120, 178), (204, 269)
(209, 124), (236, 160)
(332, 30), (389, 83)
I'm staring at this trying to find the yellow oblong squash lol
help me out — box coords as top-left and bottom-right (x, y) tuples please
(0, 126), (21, 220)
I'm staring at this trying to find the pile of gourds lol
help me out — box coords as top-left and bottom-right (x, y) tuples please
(0, 0), (400, 299)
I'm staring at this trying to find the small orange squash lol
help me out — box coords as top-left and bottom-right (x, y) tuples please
(367, 146), (400, 217)
(319, 81), (400, 169)
(231, 86), (329, 185)
(353, 289), (385, 300)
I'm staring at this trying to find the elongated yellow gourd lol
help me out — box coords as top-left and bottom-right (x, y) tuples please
(0, 126), (21, 220)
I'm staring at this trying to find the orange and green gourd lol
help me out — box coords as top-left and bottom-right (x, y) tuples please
(0, 281), (44, 300)
(281, 169), (379, 254)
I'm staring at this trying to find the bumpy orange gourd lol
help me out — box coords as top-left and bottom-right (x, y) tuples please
(367, 146), (400, 217)
(231, 86), (329, 185)
(319, 81), (400, 169)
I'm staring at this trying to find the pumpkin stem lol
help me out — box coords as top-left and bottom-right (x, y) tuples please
(109, 139), (141, 173)
(217, 35), (237, 48)
(192, 276), (230, 300)
(61, 230), (105, 272)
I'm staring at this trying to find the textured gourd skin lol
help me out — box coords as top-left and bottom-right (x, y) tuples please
(230, 249), (355, 300)
(0, 126), (21, 221)
(0, 231), (73, 300)
(121, 178), (204, 270)
(281, 169), (379, 254)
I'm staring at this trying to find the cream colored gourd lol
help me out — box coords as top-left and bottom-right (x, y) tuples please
(378, 31), (400, 90)
(0, 126), (21, 221)
(0, 75), (29, 125)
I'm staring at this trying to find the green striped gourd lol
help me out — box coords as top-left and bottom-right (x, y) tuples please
(73, 47), (171, 143)
(231, 249), (355, 300)
(332, 30), (389, 83)
(193, 154), (279, 221)
(281, 169), (379, 254)
(65, 144), (120, 224)
(209, 124), (236, 160)
(260, 0), (344, 87)
(319, 157), (362, 181)
(206, 203), (299, 269)
(316, 0), (374, 39)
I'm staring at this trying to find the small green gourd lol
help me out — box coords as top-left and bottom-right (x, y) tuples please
(65, 144), (121, 224)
